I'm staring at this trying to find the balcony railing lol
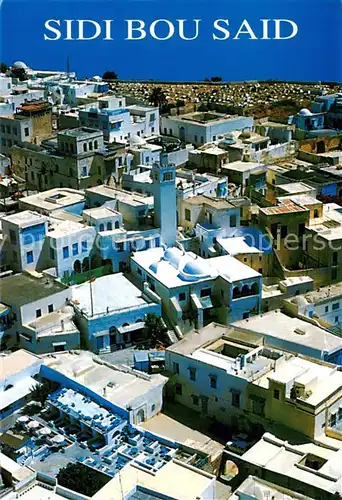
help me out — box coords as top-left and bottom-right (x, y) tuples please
(61, 264), (112, 286)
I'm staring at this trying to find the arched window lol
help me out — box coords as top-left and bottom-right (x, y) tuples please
(233, 287), (241, 299)
(241, 284), (250, 297)
(115, 221), (119, 229)
(251, 283), (259, 295)
(83, 143), (87, 152)
(73, 260), (81, 273)
(314, 209), (319, 218)
(99, 223), (104, 232)
(107, 222), (112, 231)
(94, 140), (98, 150)
(82, 258), (90, 272)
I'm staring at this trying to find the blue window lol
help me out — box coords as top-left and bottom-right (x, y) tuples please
(333, 303), (340, 311)
(22, 224), (46, 244)
(72, 243), (79, 256)
(82, 166), (87, 177)
(26, 251), (33, 264)
(63, 246), (69, 259)
(50, 247), (55, 260)
(81, 240), (88, 253)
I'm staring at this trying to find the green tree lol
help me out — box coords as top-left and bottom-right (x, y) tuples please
(11, 67), (28, 81)
(57, 462), (110, 497)
(102, 70), (118, 81)
(29, 379), (57, 405)
(0, 62), (8, 73)
(0, 444), (19, 461)
(144, 313), (167, 344)
(148, 87), (167, 108)
(210, 76), (223, 82)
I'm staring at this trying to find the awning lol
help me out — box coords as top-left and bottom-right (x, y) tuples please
(199, 296), (213, 309)
(117, 321), (145, 334)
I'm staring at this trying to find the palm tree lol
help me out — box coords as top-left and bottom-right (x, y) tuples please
(148, 87), (167, 108)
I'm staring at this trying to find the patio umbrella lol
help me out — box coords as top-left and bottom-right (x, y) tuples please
(18, 416), (29, 423)
(52, 434), (65, 444)
(38, 427), (51, 436)
(27, 420), (40, 429)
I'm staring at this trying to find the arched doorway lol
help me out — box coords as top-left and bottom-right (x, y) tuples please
(74, 260), (81, 273)
(179, 126), (185, 141)
(82, 258), (90, 272)
(136, 409), (145, 424)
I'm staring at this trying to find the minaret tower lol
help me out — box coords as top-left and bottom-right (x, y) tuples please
(151, 161), (177, 248)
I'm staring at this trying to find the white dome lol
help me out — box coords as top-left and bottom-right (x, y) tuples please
(130, 135), (146, 146)
(299, 108), (312, 116)
(92, 75), (102, 81)
(291, 296), (308, 306)
(164, 247), (183, 268)
(178, 258), (211, 282)
(12, 61), (28, 70)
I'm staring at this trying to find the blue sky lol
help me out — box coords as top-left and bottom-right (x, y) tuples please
(1, 0), (340, 82)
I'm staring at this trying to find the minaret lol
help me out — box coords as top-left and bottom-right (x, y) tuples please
(151, 161), (177, 248)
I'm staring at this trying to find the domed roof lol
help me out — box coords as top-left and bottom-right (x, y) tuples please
(130, 135), (146, 146)
(164, 247), (183, 268)
(12, 61), (28, 70)
(298, 108), (312, 116)
(92, 75), (102, 81)
(149, 262), (160, 274)
(178, 257), (211, 282)
(291, 296), (308, 306)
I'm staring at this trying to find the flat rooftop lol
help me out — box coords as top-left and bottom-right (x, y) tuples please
(277, 182), (314, 194)
(174, 111), (243, 126)
(0, 273), (67, 307)
(296, 282), (342, 304)
(233, 311), (342, 354)
(2, 210), (47, 228)
(217, 236), (262, 255)
(0, 349), (41, 382)
(93, 459), (214, 500)
(86, 185), (153, 208)
(222, 161), (262, 172)
(231, 475), (314, 500)
(278, 194), (322, 206)
(260, 199), (308, 216)
(19, 188), (85, 213)
(47, 219), (91, 238)
(59, 127), (101, 138)
(44, 351), (167, 409)
(241, 433), (342, 496)
(184, 195), (234, 210)
(71, 273), (147, 317)
(82, 206), (121, 219)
